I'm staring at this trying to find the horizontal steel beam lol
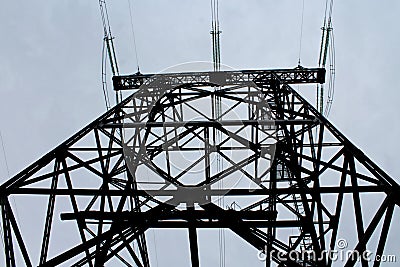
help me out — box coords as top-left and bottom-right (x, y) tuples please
(101, 119), (316, 128)
(59, 220), (304, 228)
(60, 210), (277, 221)
(11, 186), (388, 197)
(59, 210), (318, 228)
(113, 67), (325, 91)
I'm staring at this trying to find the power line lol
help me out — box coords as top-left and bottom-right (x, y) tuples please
(211, 1), (226, 266)
(324, 30), (335, 117)
(0, 130), (10, 180)
(0, 130), (21, 251)
(151, 230), (159, 267)
(127, 0), (140, 72)
(317, 0), (335, 115)
(211, 0), (221, 72)
(101, 40), (111, 110)
(298, 0), (306, 65)
(99, 0), (119, 76)
(0, 130), (8, 251)
(99, 0), (121, 105)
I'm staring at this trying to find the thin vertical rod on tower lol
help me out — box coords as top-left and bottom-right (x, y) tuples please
(210, 1), (226, 266)
(211, 0), (221, 72)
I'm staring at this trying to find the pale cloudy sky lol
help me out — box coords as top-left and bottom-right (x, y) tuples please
(0, 1), (400, 266)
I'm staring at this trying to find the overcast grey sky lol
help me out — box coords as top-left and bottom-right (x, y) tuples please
(0, 1), (400, 266)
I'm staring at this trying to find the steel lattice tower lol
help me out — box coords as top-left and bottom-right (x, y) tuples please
(1, 66), (399, 267)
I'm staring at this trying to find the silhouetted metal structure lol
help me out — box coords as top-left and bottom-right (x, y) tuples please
(1, 66), (399, 267)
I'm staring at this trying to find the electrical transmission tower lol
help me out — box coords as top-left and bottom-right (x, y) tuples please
(1, 64), (399, 267)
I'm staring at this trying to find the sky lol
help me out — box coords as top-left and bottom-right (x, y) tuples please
(0, 0), (400, 266)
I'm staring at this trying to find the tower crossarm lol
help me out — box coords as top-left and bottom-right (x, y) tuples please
(112, 67), (325, 91)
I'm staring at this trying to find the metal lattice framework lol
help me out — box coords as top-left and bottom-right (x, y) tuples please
(0, 67), (399, 267)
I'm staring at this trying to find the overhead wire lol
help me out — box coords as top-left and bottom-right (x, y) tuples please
(0, 130), (10, 183)
(127, 0), (141, 72)
(323, 0), (335, 116)
(0, 130), (8, 250)
(324, 30), (335, 116)
(99, 0), (121, 105)
(122, 1), (153, 262)
(297, 0), (306, 66)
(0, 130), (21, 250)
(324, 0), (335, 117)
(151, 230), (159, 267)
(317, 0), (335, 116)
(318, 0), (329, 67)
(210, 0), (225, 266)
(99, 0), (119, 76)
(296, 0), (306, 93)
(316, 0), (328, 113)
(211, 0), (221, 71)
(101, 40), (111, 110)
